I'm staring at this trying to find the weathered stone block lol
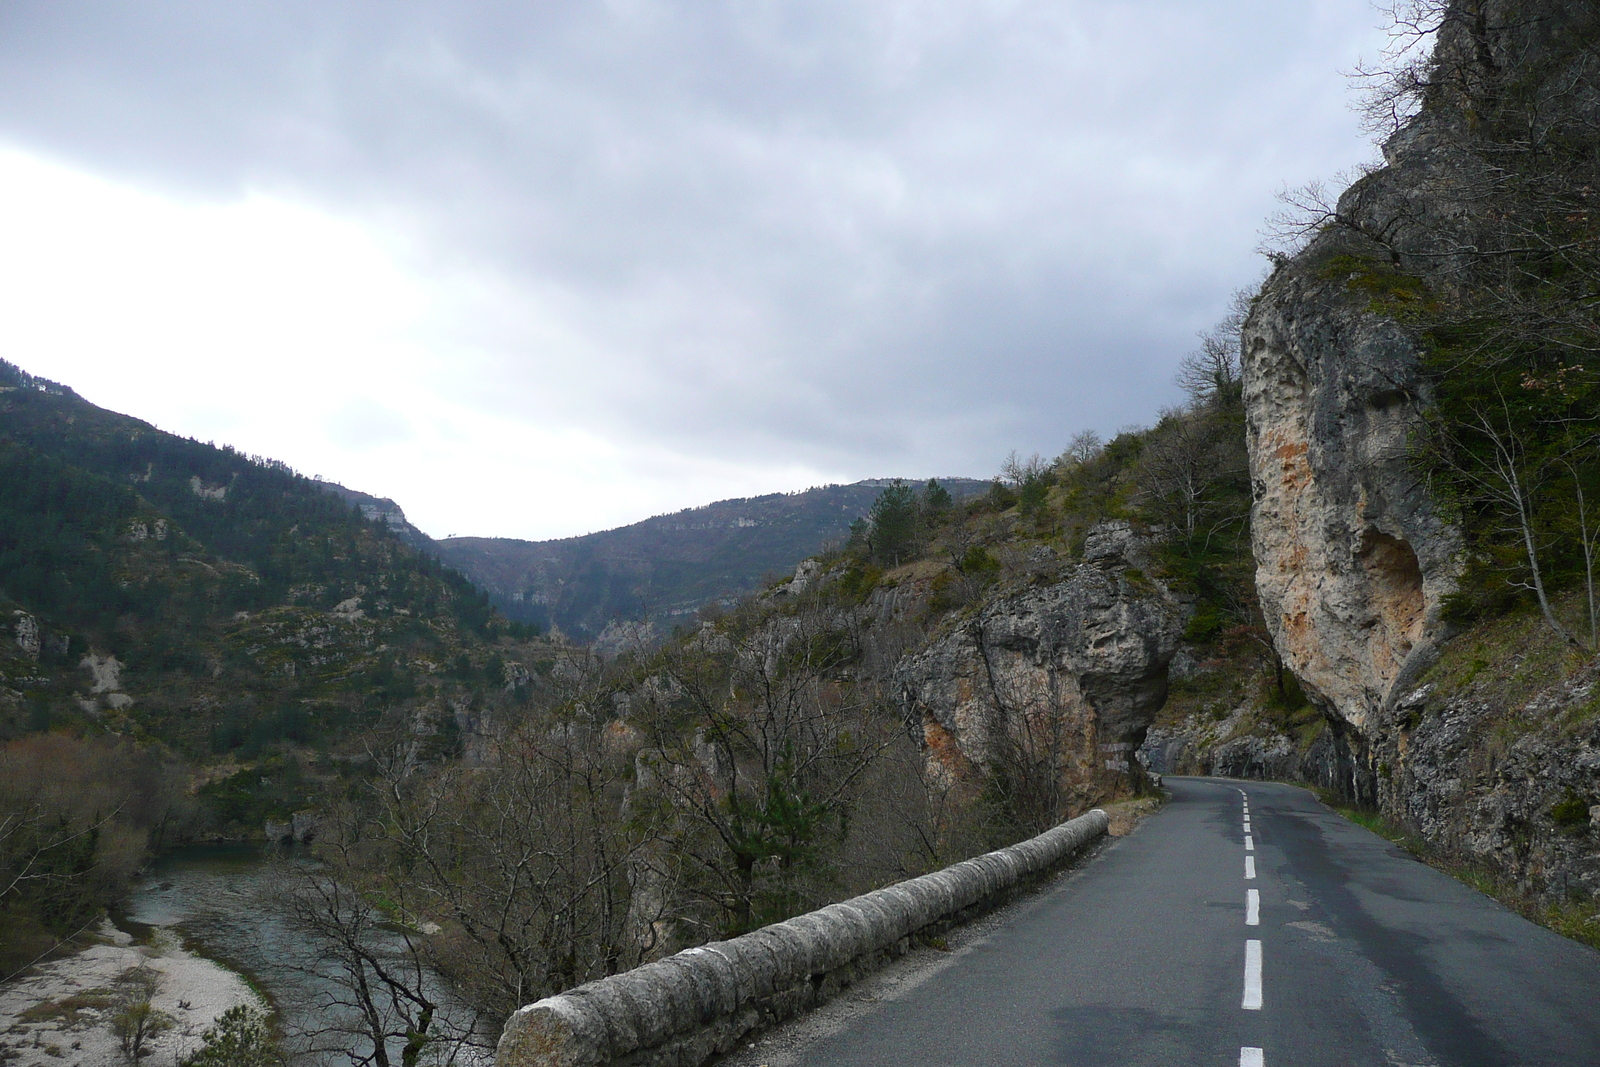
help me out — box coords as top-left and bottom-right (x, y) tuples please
(495, 809), (1109, 1067)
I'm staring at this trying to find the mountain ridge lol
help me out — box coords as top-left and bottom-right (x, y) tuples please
(433, 477), (990, 640)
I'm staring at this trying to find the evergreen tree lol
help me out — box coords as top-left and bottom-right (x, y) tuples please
(866, 481), (919, 566)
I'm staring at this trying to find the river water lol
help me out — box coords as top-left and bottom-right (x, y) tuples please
(116, 844), (491, 1066)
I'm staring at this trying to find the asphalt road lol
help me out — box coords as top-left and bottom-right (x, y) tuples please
(792, 777), (1600, 1067)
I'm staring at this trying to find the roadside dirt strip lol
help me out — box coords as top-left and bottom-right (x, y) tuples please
(725, 778), (1600, 1067)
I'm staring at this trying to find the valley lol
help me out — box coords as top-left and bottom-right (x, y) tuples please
(3, 2), (1600, 1066)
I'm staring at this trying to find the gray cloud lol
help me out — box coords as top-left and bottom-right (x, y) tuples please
(0, 0), (1388, 521)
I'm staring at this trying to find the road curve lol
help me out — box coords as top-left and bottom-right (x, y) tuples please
(785, 777), (1600, 1067)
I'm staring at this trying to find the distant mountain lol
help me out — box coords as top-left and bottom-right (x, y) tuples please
(0, 359), (544, 761)
(434, 478), (988, 642)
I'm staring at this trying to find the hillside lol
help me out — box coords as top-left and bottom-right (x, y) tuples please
(4, 3), (1598, 1043)
(0, 356), (567, 795)
(272, 427), (1247, 1030)
(435, 478), (988, 642)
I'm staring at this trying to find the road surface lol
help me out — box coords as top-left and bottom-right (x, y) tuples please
(790, 777), (1600, 1067)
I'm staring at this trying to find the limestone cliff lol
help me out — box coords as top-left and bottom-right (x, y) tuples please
(1242, 149), (1479, 744)
(1234, 0), (1600, 915)
(897, 523), (1186, 806)
(1242, 263), (1460, 774)
(1242, 0), (1600, 762)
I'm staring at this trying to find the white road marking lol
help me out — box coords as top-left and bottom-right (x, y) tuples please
(1243, 939), (1263, 1010)
(1245, 856), (1256, 879)
(1243, 819), (1251, 831)
(1245, 835), (1254, 851)
(1240, 1048), (1264, 1067)
(1246, 888), (1260, 926)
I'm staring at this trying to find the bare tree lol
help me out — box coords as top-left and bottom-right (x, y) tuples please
(1175, 287), (1255, 406)
(278, 830), (472, 1067)
(1136, 406), (1249, 551)
(1055, 430), (1104, 471)
(1421, 389), (1599, 649)
(999, 451), (1050, 486)
(369, 716), (663, 1020)
(634, 601), (897, 936)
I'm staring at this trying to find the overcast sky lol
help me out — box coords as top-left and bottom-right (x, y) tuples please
(0, 1), (1392, 540)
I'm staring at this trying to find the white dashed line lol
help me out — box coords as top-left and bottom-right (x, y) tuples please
(1243, 939), (1263, 1010)
(1235, 792), (1264, 1057)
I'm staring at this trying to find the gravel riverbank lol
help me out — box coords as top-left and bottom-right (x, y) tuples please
(0, 922), (260, 1067)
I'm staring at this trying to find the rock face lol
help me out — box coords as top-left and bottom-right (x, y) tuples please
(1243, 268), (1460, 741)
(1385, 668), (1600, 904)
(1236, 0), (1600, 900)
(11, 611), (40, 660)
(1244, 0), (1598, 747)
(897, 523), (1186, 800)
(1140, 705), (1359, 798)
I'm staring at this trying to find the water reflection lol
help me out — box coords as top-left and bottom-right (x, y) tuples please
(117, 844), (490, 1066)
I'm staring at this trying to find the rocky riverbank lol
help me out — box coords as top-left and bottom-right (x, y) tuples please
(0, 922), (260, 1067)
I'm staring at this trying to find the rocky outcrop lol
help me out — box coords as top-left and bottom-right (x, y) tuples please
(264, 811), (320, 845)
(1140, 705), (1361, 798)
(1238, 0), (1600, 900)
(1383, 669), (1600, 903)
(1243, 265), (1460, 741)
(1244, 0), (1600, 749)
(11, 611), (40, 660)
(897, 523), (1186, 798)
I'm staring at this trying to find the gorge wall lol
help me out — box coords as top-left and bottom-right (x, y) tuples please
(1156, 0), (1600, 911)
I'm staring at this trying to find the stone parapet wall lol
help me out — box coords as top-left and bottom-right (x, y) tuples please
(496, 809), (1110, 1067)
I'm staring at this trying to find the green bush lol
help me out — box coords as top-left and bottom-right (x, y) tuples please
(179, 1005), (284, 1067)
(1551, 794), (1592, 828)
(956, 546), (1000, 576)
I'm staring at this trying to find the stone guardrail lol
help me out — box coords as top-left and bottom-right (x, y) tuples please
(496, 808), (1110, 1067)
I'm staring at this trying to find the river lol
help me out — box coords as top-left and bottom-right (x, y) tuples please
(116, 843), (492, 1066)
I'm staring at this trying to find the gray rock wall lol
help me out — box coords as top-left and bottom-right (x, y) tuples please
(1140, 708), (1365, 801)
(1380, 670), (1600, 905)
(495, 808), (1109, 1067)
(897, 523), (1186, 797)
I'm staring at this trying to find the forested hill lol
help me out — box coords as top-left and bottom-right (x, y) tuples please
(435, 478), (988, 642)
(0, 358), (544, 757)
